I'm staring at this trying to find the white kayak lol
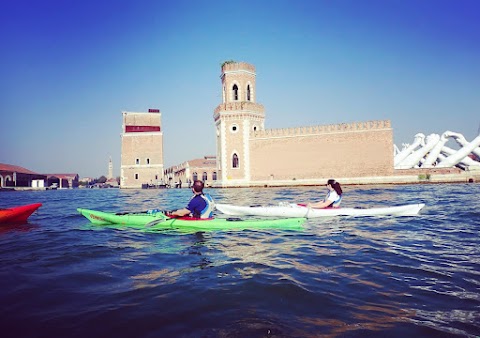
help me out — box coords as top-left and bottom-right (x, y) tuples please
(216, 203), (426, 218)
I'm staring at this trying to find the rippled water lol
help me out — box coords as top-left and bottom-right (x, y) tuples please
(0, 184), (479, 337)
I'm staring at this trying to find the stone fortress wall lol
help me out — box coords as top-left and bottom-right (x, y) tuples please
(214, 61), (394, 187)
(249, 120), (393, 181)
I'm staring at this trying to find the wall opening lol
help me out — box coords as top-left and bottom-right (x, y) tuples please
(232, 84), (238, 101)
(232, 153), (239, 168)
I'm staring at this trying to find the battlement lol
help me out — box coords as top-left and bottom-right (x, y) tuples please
(214, 101), (265, 116)
(251, 120), (391, 138)
(222, 62), (256, 74)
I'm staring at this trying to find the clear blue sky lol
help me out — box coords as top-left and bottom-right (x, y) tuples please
(1, 0), (479, 178)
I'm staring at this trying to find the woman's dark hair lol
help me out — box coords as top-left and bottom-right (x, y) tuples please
(327, 179), (342, 195)
(192, 180), (204, 193)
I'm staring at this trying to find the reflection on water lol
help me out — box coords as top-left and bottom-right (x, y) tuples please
(0, 184), (479, 337)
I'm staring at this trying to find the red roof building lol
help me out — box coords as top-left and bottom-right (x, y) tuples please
(0, 163), (47, 188)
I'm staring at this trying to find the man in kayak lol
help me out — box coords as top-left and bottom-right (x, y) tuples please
(307, 179), (343, 209)
(169, 180), (215, 218)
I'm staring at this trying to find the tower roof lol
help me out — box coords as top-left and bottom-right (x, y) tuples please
(221, 61), (255, 74)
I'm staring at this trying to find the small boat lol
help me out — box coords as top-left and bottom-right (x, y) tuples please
(216, 203), (425, 218)
(0, 203), (42, 224)
(77, 208), (306, 232)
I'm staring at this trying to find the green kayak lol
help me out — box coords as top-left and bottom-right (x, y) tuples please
(77, 208), (306, 232)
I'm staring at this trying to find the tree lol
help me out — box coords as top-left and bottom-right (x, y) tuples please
(97, 176), (107, 183)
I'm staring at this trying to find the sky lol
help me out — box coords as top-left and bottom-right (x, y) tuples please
(1, 0), (479, 178)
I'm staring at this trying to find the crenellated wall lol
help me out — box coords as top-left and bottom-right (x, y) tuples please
(251, 120), (391, 138)
(249, 120), (393, 181)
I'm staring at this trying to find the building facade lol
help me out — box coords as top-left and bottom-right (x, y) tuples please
(0, 163), (47, 188)
(120, 109), (164, 188)
(164, 156), (219, 188)
(214, 62), (265, 185)
(213, 62), (394, 187)
(107, 157), (113, 179)
(46, 174), (79, 188)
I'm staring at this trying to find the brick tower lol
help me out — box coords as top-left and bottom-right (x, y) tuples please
(213, 62), (265, 186)
(120, 109), (164, 188)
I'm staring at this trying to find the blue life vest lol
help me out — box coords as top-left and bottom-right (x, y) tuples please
(189, 193), (215, 218)
(199, 193), (215, 218)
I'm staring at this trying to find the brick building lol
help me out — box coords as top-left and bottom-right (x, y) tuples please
(120, 109), (164, 188)
(213, 62), (393, 187)
(164, 156), (219, 188)
(46, 174), (79, 188)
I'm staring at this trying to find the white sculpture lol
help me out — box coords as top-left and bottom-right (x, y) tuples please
(394, 131), (480, 170)
(396, 134), (440, 169)
(394, 133), (425, 167)
(444, 131), (480, 159)
(422, 133), (450, 168)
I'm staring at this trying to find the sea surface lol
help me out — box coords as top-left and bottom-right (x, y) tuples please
(0, 184), (479, 338)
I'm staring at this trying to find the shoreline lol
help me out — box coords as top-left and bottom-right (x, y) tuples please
(6, 170), (479, 191)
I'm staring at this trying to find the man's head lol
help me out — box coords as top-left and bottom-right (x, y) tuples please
(192, 180), (204, 193)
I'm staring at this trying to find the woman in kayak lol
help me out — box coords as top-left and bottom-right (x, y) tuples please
(170, 180), (215, 218)
(307, 179), (343, 209)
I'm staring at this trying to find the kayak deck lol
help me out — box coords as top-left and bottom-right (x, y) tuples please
(77, 208), (306, 232)
(0, 203), (42, 224)
(216, 203), (426, 218)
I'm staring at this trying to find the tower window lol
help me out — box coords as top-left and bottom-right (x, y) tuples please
(232, 153), (239, 168)
(233, 84), (238, 101)
(146, 158), (150, 164)
(212, 171), (217, 180)
(135, 158), (140, 165)
(202, 172), (208, 181)
(192, 172), (198, 181)
(231, 124), (238, 133)
(247, 85), (251, 101)
(135, 173), (139, 180)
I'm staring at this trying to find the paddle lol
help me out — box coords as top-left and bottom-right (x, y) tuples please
(116, 211), (149, 215)
(115, 208), (165, 216)
(144, 211), (175, 227)
(113, 209), (172, 227)
(304, 205), (312, 218)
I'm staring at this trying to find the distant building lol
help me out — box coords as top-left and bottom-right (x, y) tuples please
(79, 177), (93, 184)
(106, 158), (118, 187)
(105, 177), (119, 187)
(0, 163), (46, 188)
(120, 109), (164, 188)
(164, 156), (219, 188)
(45, 174), (79, 188)
(107, 157), (113, 179)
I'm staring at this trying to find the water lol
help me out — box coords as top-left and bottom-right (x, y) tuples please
(0, 184), (479, 337)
